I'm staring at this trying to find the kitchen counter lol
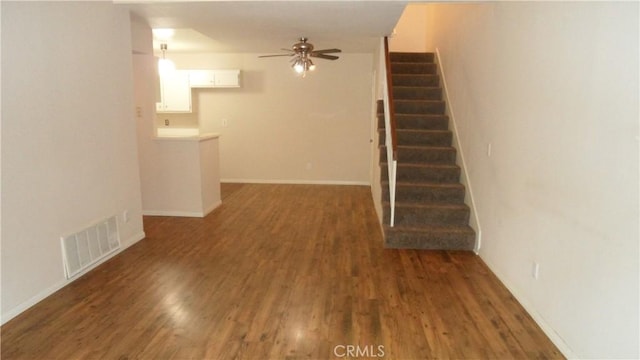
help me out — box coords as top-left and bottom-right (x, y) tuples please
(155, 127), (219, 142)
(155, 132), (220, 142)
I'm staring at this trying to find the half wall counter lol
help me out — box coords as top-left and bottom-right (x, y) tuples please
(142, 130), (221, 217)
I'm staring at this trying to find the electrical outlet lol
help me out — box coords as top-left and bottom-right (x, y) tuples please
(532, 262), (540, 279)
(487, 143), (492, 157)
(123, 210), (130, 223)
(222, 118), (228, 127)
(165, 119), (170, 126)
(306, 162), (312, 170)
(136, 106), (142, 118)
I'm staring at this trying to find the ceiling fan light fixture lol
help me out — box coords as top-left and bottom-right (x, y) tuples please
(292, 55), (315, 76)
(292, 58), (305, 73)
(259, 37), (340, 77)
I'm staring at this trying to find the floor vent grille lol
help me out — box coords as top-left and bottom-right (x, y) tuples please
(61, 215), (120, 279)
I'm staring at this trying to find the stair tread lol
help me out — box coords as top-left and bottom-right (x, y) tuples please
(391, 61), (435, 65)
(392, 51), (434, 53)
(384, 224), (474, 233)
(383, 200), (468, 209)
(393, 86), (441, 92)
(395, 99), (444, 103)
(396, 145), (455, 151)
(382, 162), (460, 169)
(395, 114), (448, 118)
(381, 143), (455, 148)
(390, 53), (435, 61)
(390, 62), (435, 64)
(395, 129), (451, 134)
(382, 181), (464, 188)
(393, 74), (438, 77)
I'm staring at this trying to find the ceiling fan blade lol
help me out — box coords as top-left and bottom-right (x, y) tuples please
(311, 53), (339, 60)
(312, 48), (342, 54)
(258, 54), (294, 58)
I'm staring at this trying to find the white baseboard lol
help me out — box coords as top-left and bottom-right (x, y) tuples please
(1, 231), (146, 326)
(221, 179), (370, 186)
(480, 255), (577, 359)
(143, 200), (222, 218)
(143, 210), (205, 217)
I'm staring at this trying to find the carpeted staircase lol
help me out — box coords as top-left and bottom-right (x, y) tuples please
(379, 52), (475, 250)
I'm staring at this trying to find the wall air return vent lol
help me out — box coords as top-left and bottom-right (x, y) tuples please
(61, 215), (120, 279)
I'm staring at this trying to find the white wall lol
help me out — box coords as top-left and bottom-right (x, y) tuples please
(389, 3), (430, 53)
(157, 52), (374, 185)
(422, 3), (639, 359)
(1, 2), (145, 323)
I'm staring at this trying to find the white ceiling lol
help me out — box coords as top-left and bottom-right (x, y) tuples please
(122, 1), (408, 54)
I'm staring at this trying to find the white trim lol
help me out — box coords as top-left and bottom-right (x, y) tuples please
(481, 256), (577, 359)
(220, 179), (370, 186)
(1, 231), (146, 326)
(434, 47), (482, 253)
(143, 201), (221, 219)
(142, 210), (206, 217)
(381, 37), (397, 227)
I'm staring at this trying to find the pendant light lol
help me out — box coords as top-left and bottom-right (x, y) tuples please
(158, 43), (175, 75)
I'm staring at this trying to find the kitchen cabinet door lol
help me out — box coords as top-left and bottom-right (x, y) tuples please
(189, 70), (216, 88)
(188, 70), (240, 88)
(156, 70), (192, 113)
(213, 70), (240, 88)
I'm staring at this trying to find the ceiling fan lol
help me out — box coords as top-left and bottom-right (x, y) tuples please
(259, 37), (341, 76)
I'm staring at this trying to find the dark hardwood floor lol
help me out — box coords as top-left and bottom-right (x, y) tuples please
(1, 184), (563, 359)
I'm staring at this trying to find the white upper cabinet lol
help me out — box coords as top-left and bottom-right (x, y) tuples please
(156, 70), (192, 113)
(213, 70), (241, 87)
(189, 70), (215, 87)
(189, 70), (241, 88)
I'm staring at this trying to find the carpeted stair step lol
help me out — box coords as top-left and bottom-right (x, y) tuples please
(383, 224), (475, 250)
(391, 62), (437, 75)
(380, 163), (461, 183)
(379, 129), (452, 147)
(393, 86), (442, 100)
(395, 114), (449, 130)
(390, 52), (435, 63)
(395, 100), (445, 115)
(383, 202), (470, 226)
(377, 114), (450, 131)
(380, 145), (456, 164)
(393, 74), (439, 87)
(383, 129), (456, 146)
(381, 181), (466, 203)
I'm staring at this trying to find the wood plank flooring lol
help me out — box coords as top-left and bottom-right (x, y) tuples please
(1, 184), (563, 359)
